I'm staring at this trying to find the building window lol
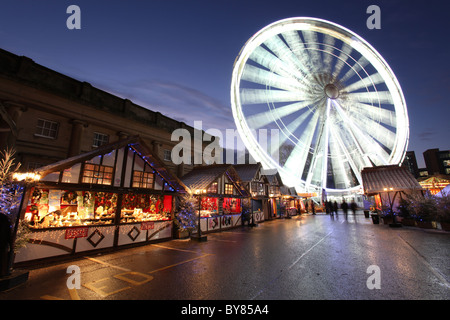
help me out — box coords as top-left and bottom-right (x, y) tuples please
(132, 171), (154, 189)
(35, 119), (59, 139)
(163, 149), (172, 161)
(207, 182), (218, 194)
(93, 132), (109, 148)
(225, 183), (233, 195)
(82, 163), (113, 185)
(419, 171), (429, 177)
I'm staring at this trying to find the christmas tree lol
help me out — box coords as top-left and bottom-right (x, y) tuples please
(174, 193), (198, 233)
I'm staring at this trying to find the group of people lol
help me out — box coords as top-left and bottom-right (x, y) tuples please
(305, 199), (358, 216)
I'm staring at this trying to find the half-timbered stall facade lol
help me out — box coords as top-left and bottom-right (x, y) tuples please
(14, 136), (186, 265)
(233, 163), (269, 223)
(181, 164), (250, 233)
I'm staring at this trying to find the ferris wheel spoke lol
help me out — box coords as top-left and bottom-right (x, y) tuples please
(329, 124), (363, 186)
(249, 46), (305, 85)
(351, 102), (397, 127)
(332, 42), (353, 80)
(263, 34), (310, 80)
(301, 30), (323, 73)
(332, 99), (389, 165)
(348, 111), (396, 152)
(346, 91), (394, 105)
(340, 55), (370, 83)
(278, 108), (314, 146)
(241, 64), (306, 92)
(328, 131), (353, 189)
(344, 72), (385, 93)
(283, 110), (320, 178)
(240, 88), (310, 105)
(331, 100), (375, 167)
(321, 34), (336, 74)
(246, 100), (313, 129)
(305, 102), (329, 187)
(281, 30), (315, 75)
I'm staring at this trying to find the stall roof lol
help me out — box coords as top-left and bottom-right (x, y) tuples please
(33, 135), (188, 193)
(181, 164), (250, 197)
(361, 165), (422, 195)
(233, 163), (268, 183)
(261, 169), (284, 186)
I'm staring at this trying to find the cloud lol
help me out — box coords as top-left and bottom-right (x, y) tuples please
(417, 129), (437, 141)
(98, 79), (237, 132)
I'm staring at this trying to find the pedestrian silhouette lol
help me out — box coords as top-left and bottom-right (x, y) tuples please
(341, 199), (348, 218)
(350, 200), (357, 215)
(333, 201), (338, 215)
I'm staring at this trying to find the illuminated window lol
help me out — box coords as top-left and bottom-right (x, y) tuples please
(225, 183), (233, 195)
(82, 164), (113, 185)
(207, 182), (218, 193)
(132, 171), (154, 189)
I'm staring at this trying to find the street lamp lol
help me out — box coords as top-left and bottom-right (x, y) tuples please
(191, 189), (207, 242)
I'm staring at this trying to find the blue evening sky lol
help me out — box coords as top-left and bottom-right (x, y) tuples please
(0, 0), (448, 167)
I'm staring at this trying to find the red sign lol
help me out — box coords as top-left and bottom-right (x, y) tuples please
(65, 227), (89, 239)
(140, 221), (155, 230)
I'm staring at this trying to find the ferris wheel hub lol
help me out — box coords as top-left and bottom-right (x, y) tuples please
(324, 83), (340, 99)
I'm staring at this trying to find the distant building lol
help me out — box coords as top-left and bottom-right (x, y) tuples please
(423, 148), (450, 175)
(402, 151), (419, 178)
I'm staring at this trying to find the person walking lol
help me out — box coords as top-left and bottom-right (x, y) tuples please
(333, 201), (338, 215)
(341, 199), (348, 219)
(350, 200), (357, 215)
(311, 200), (315, 215)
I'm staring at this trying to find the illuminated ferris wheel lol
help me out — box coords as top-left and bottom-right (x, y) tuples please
(231, 17), (409, 194)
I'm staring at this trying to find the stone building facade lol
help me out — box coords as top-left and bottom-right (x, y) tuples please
(0, 48), (213, 177)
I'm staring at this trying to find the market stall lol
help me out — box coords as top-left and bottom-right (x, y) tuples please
(234, 163), (269, 223)
(14, 136), (186, 265)
(181, 164), (250, 233)
(361, 165), (422, 225)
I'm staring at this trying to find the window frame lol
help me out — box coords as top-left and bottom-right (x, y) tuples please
(132, 170), (155, 189)
(35, 118), (59, 139)
(93, 132), (109, 148)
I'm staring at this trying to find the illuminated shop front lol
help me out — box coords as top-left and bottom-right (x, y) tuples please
(234, 163), (269, 223)
(14, 136), (186, 265)
(265, 171), (283, 219)
(181, 165), (250, 233)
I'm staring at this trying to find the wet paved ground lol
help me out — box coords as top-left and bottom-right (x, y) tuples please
(1, 212), (449, 301)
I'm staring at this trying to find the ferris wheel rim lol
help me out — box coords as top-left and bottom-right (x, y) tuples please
(231, 17), (409, 192)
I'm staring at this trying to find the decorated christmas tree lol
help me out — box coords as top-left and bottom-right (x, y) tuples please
(0, 148), (26, 277)
(174, 193), (198, 233)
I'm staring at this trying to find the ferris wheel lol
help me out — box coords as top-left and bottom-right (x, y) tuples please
(231, 17), (409, 194)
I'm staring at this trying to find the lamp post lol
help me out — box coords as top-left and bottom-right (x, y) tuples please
(191, 189), (207, 242)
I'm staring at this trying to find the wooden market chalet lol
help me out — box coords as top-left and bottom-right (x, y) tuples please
(14, 135), (187, 265)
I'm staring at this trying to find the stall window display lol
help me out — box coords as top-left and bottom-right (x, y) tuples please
(25, 187), (117, 228)
(198, 197), (219, 217)
(120, 193), (172, 223)
(223, 197), (241, 214)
